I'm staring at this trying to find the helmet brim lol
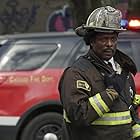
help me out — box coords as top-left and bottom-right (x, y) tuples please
(75, 25), (126, 36)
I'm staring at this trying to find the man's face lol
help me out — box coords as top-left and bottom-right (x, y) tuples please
(90, 32), (118, 61)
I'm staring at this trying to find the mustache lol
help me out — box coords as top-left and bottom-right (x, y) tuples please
(103, 48), (115, 52)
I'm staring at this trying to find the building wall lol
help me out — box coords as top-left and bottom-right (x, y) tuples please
(0, 0), (67, 34)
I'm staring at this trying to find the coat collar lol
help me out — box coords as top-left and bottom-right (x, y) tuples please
(114, 49), (137, 76)
(87, 49), (137, 76)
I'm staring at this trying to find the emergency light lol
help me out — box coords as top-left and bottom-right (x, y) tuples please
(121, 19), (140, 30)
(128, 19), (140, 29)
(121, 19), (128, 28)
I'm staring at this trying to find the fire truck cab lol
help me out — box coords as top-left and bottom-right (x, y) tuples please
(0, 30), (140, 140)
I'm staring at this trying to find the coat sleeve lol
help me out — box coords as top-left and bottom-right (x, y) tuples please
(59, 68), (115, 126)
(128, 73), (140, 139)
(132, 123), (140, 140)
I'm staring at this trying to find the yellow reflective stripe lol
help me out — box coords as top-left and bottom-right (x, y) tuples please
(133, 94), (140, 105)
(132, 124), (140, 138)
(102, 110), (130, 117)
(89, 93), (109, 117)
(92, 111), (132, 125)
(92, 118), (132, 125)
(96, 94), (110, 112)
(89, 96), (103, 117)
(63, 110), (71, 123)
(63, 110), (132, 125)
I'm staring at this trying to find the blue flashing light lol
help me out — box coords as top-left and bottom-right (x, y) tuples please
(121, 19), (128, 28)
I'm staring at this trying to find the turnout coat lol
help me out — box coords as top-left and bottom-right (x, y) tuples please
(59, 49), (140, 140)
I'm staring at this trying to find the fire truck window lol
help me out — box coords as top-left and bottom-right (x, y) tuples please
(117, 41), (134, 61)
(117, 41), (140, 71)
(0, 44), (58, 71)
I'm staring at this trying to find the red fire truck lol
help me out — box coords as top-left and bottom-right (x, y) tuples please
(0, 26), (140, 140)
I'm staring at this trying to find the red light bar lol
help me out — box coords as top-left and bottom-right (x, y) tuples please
(128, 19), (140, 29)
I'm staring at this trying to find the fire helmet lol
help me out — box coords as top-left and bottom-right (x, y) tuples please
(75, 6), (126, 36)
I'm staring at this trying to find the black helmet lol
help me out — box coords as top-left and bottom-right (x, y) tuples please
(75, 6), (126, 36)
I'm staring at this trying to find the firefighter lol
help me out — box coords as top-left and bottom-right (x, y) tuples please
(58, 6), (140, 140)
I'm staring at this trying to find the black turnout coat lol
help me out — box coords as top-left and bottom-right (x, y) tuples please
(59, 49), (138, 140)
